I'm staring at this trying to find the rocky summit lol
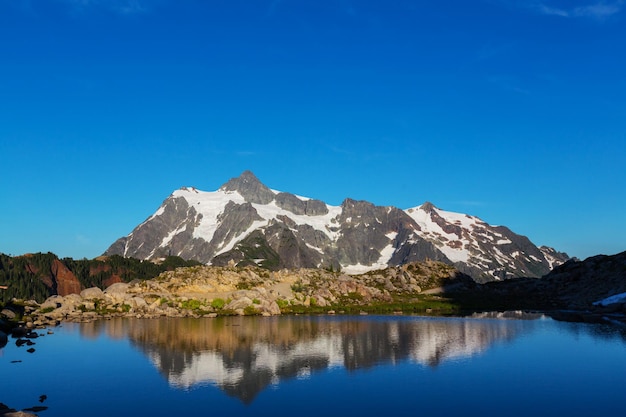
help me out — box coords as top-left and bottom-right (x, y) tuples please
(105, 170), (569, 282)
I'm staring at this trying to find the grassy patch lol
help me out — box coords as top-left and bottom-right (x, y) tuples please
(180, 299), (204, 311)
(243, 305), (259, 315)
(211, 298), (226, 309)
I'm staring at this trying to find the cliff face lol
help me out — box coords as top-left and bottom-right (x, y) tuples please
(51, 259), (82, 296)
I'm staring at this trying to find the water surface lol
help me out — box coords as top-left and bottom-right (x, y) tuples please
(2, 315), (626, 416)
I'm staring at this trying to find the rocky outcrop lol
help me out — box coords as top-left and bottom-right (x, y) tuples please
(450, 250), (626, 325)
(220, 170), (275, 204)
(542, 251), (626, 309)
(50, 260), (81, 296)
(27, 261), (473, 325)
(275, 193), (329, 216)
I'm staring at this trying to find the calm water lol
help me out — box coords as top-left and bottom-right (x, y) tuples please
(2, 315), (626, 417)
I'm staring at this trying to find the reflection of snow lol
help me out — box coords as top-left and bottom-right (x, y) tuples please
(142, 318), (527, 394)
(594, 291), (626, 306)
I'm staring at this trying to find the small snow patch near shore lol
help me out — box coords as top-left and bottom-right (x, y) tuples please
(593, 292), (626, 306)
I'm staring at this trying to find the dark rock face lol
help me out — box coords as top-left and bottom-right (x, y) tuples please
(389, 240), (449, 266)
(105, 195), (201, 260)
(220, 170), (275, 204)
(104, 171), (569, 281)
(208, 202), (263, 254)
(275, 193), (306, 215)
(274, 193), (329, 216)
(542, 251), (626, 307)
(462, 250), (626, 313)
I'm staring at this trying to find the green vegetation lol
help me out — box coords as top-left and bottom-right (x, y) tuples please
(180, 299), (204, 311)
(0, 252), (58, 303)
(236, 281), (252, 290)
(333, 296), (461, 316)
(243, 305), (259, 315)
(0, 252), (201, 303)
(273, 294), (462, 316)
(211, 298), (226, 309)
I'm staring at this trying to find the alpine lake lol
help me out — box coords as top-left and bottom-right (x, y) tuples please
(2, 314), (626, 417)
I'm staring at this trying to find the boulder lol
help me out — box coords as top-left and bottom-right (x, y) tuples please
(52, 294), (83, 314)
(104, 282), (130, 295)
(130, 297), (148, 309)
(104, 283), (131, 303)
(80, 287), (104, 300)
(0, 308), (16, 320)
(262, 300), (281, 315)
(225, 297), (253, 311)
(81, 301), (96, 311)
(40, 296), (64, 310)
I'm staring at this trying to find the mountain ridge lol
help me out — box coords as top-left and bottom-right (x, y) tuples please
(105, 171), (569, 282)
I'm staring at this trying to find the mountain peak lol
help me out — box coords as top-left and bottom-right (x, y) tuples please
(220, 171), (275, 204)
(420, 202), (438, 212)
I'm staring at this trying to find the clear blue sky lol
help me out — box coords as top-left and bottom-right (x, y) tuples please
(1, 0), (624, 261)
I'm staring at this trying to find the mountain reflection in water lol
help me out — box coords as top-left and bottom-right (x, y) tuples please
(79, 316), (534, 403)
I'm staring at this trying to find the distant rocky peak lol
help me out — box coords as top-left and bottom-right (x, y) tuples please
(220, 170), (275, 204)
(419, 201), (437, 213)
(340, 198), (374, 211)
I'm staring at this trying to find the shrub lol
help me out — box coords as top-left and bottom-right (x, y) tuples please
(180, 299), (203, 311)
(243, 305), (259, 315)
(211, 298), (226, 309)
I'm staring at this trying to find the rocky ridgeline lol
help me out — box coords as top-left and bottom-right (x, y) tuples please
(22, 261), (470, 326)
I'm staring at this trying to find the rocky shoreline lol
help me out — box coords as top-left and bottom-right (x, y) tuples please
(2, 262), (473, 328)
(2, 260), (625, 332)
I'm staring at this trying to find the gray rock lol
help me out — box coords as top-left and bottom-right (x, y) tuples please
(226, 297), (253, 311)
(0, 308), (16, 320)
(40, 296), (64, 310)
(65, 294), (83, 303)
(80, 287), (104, 300)
(220, 170), (275, 204)
(275, 192), (307, 215)
(81, 301), (96, 311)
(104, 282), (130, 294)
(130, 297), (148, 309)
(103, 283), (131, 304)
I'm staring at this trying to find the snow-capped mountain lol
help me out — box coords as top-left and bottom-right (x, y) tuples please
(104, 171), (569, 282)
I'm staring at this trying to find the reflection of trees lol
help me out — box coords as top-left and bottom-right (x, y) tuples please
(92, 316), (535, 403)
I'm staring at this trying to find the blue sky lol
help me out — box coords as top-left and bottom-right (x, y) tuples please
(1, 0), (624, 261)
